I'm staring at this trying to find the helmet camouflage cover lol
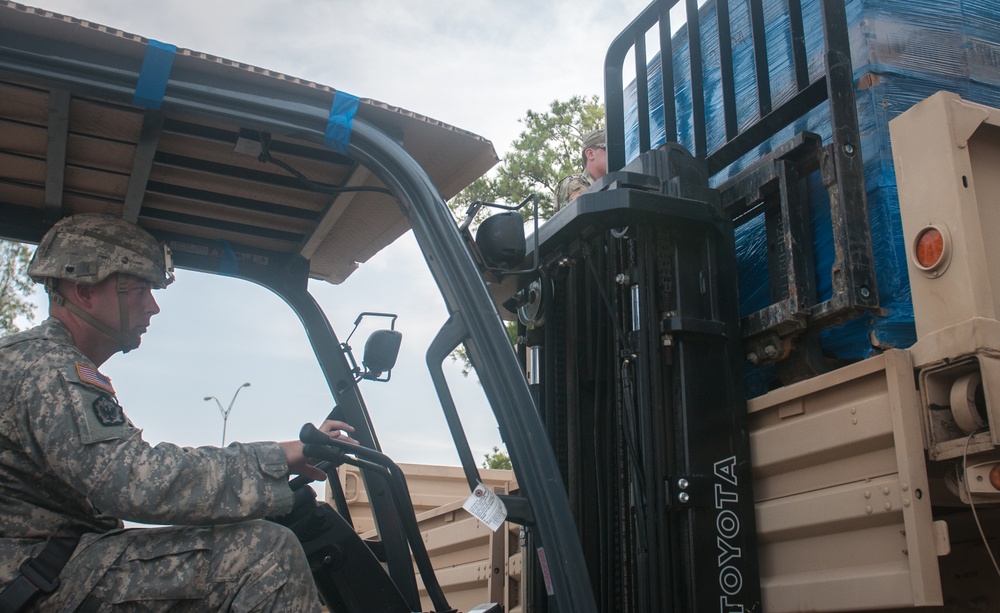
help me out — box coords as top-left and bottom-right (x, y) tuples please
(28, 213), (173, 288)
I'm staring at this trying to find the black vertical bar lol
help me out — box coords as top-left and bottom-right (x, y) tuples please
(635, 33), (652, 154)
(426, 314), (485, 491)
(632, 230), (660, 612)
(749, 0), (772, 115)
(123, 110), (164, 223)
(820, 0), (878, 310)
(716, 0), (739, 141)
(605, 46), (627, 172)
(787, 0), (810, 90)
(777, 159), (816, 311)
(44, 89), (70, 225)
(762, 160), (813, 312)
(673, 222), (762, 612)
(659, 1), (677, 143)
(605, 72), (626, 172)
(686, 0), (707, 157)
(764, 204), (785, 303)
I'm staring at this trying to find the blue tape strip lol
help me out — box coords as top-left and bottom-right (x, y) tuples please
(217, 241), (239, 275)
(324, 91), (359, 154)
(133, 40), (177, 110)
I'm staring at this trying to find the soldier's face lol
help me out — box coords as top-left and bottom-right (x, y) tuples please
(592, 147), (608, 178)
(90, 274), (160, 348)
(586, 146), (608, 179)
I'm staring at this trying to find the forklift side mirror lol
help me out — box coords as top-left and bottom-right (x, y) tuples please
(362, 329), (402, 380)
(475, 211), (526, 270)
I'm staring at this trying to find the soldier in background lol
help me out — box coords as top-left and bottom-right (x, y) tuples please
(554, 128), (608, 210)
(0, 214), (351, 611)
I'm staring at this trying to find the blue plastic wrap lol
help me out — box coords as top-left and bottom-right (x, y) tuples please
(622, 0), (1000, 385)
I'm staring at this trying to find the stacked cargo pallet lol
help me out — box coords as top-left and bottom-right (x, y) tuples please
(624, 0), (1000, 384)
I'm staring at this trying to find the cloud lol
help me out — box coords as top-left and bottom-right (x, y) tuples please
(36, 0), (652, 153)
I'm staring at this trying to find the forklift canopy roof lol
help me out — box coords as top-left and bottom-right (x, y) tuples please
(0, 2), (499, 284)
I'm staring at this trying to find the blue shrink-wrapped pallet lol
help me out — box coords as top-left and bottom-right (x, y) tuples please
(623, 0), (1000, 372)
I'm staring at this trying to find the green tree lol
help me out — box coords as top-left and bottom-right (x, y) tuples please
(450, 94), (605, 222)
(481, 446), (512, 470)
(449, 95), (605, 376)
(0, 240), (36, 336)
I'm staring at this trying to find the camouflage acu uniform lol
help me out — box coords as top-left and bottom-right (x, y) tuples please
(0, 318), (321, 611)
(554, 170), (598, 210)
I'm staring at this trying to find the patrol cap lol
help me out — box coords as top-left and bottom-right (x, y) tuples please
(582, 128), (606, 152)
(28, 213), (174, 288)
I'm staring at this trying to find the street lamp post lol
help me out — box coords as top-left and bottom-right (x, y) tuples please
(204, 382), (251, 446)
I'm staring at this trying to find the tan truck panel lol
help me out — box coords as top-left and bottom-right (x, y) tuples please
(748, 350), (944, 611)
(890, 91), (1000, 458)
(331, 463), (521, 612)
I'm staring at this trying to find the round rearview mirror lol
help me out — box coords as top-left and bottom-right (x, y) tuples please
(476, 211), (526, 270)
(363, 329), (402, 377)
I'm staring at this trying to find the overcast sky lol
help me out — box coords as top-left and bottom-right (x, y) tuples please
(16, 0), (657, 472)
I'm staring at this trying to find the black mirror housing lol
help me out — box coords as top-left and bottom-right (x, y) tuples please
(475, 211), (526, 270)
(363, 329), (402, 378)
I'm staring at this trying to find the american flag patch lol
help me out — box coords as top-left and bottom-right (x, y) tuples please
(76, 362), (115, 394)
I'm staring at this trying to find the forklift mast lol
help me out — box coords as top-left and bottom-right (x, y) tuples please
(495, 0), (879, 610)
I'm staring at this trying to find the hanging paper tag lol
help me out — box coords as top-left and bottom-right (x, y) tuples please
(537, 547), (555, 596)
(462, 482), (507, 532)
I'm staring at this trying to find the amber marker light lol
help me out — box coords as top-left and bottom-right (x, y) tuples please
(912, 224), (951, 276)
(915, 227), (944, 268)
(990, 463), (1000, 492)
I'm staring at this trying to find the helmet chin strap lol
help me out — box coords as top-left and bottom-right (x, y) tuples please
(46, 275), (139, 354)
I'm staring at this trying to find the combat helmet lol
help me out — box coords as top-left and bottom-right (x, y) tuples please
(29, 214), (173, 353)
(29, 213), (173, 289)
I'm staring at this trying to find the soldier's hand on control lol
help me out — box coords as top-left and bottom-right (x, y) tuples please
(280, 420), (357, 481)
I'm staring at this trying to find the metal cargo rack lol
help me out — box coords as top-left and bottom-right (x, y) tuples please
(605, 0), (880, 379)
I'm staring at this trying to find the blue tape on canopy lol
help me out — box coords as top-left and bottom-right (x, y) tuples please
(132, 39), (177, 110)
(325, 91), (359, 154)
(217, 241), (239, 276)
